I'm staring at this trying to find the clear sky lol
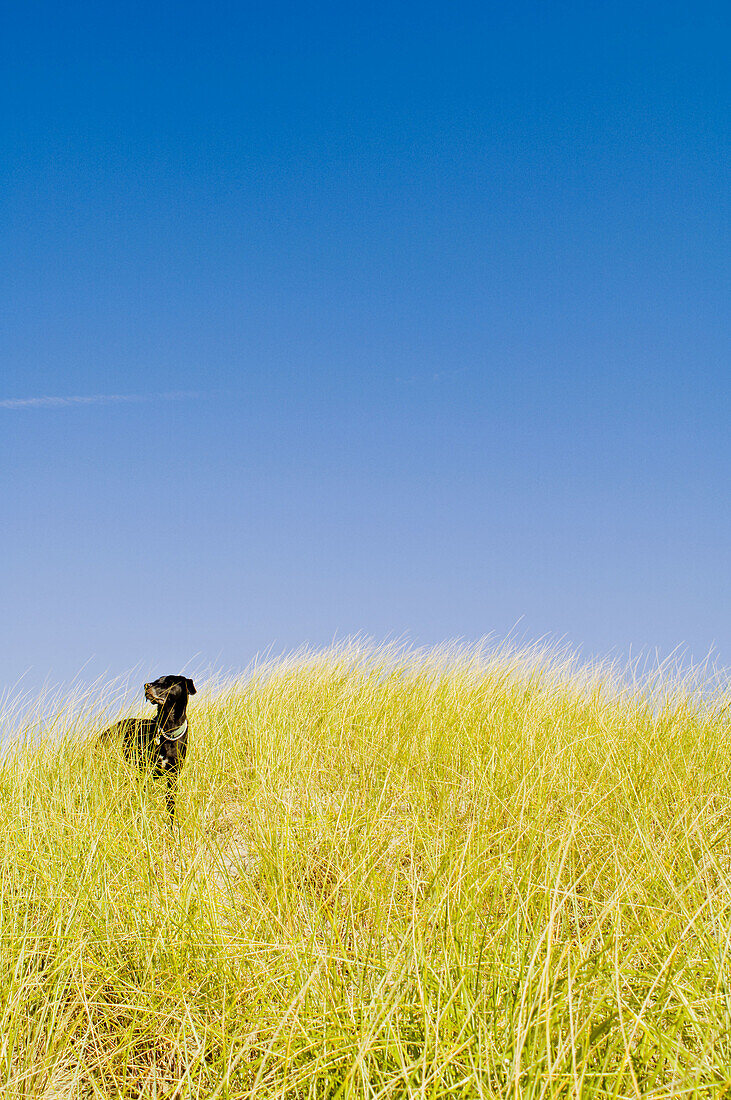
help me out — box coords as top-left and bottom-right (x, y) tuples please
(1, 0), (729, 695)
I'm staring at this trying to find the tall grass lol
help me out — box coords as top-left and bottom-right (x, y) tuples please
(1, 641), (731, 1097)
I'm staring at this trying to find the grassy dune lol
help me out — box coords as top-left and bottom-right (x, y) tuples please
(1, 642), (731, 1098)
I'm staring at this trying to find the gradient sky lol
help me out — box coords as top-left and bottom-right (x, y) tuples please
(1, 0), (729, 695)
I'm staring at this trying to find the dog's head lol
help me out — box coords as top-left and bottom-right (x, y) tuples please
(144, 675), (196, 708)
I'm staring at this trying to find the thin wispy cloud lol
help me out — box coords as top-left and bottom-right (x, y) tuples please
(0, 391), (198, 410)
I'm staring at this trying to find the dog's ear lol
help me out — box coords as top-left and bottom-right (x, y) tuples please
(185, 678), (197, 695)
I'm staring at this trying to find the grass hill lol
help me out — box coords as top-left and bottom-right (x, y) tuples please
(1, 642), (730, 1097)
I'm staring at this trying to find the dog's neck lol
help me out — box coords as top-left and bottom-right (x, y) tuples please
(155, 698), (188, 734)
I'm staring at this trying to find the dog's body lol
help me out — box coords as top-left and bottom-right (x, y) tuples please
(101, 674), (196, 821)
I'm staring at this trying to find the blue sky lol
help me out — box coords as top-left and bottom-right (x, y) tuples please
(1, 0), (729, 694)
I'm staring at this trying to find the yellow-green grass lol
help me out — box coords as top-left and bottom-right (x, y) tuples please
(1, 641), (731, 1098)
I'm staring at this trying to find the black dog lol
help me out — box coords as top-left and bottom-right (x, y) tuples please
(101, 674), (196, 821)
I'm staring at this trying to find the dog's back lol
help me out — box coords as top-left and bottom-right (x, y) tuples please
(101, 718), (157, 765)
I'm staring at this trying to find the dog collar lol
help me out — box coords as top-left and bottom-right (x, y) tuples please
(159, 719), (188, 742)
